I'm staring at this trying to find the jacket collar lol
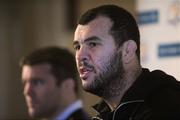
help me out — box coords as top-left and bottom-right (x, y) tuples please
(92, 100), (113, 120)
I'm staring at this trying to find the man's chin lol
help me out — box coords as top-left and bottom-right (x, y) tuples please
(82, 83), (96, 93)
(82, 84), (92, 92)
(82, 81), (91, 90)
(28, 109), (38, 118)
(82, 82), (104, 97)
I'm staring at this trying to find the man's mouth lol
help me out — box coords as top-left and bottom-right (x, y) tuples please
(79, 67), (94, 80)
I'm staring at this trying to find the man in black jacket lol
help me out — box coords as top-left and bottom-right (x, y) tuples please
(73, 4), (180, 120)
(20, 47), (90, 120)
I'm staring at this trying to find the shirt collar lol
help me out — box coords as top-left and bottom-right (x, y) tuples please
(54, 100), (83, 120)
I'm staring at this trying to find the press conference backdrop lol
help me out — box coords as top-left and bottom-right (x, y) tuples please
(137, 0), (180, 81)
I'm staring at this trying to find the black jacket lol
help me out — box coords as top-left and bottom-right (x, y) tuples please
(92, 68), (180, 120)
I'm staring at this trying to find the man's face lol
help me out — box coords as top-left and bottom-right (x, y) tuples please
(22, 64), (61, 118)
(73, 16), (124, 96)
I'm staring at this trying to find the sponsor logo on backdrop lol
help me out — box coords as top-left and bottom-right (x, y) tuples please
(158, 42), (180, 57)
(167, 0), (180, 26)
(137, 10), (159, 25)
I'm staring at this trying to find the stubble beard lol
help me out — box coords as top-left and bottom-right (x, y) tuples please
(83, 50), (125, 99)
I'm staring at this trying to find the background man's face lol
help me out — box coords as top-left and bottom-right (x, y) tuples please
(22, 64), (61, 118)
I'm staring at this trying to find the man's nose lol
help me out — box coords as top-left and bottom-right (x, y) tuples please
(76, 46), (89, 62)
(23, 82), (34, 96)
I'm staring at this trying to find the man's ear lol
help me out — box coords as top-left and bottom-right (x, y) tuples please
(122, 40), (137, 64)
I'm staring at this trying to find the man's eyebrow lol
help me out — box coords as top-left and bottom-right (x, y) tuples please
(85, 36), (101, 42)
(73, 36), (101, 46)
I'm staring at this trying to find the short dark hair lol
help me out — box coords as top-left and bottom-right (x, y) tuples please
(20, 46), (78, 93)
(78, 4), (140, 60)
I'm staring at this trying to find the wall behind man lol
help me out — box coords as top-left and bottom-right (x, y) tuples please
(0, 1), (28, 118)
(0, 0), (135, 119)
(137, 0), (180, 81)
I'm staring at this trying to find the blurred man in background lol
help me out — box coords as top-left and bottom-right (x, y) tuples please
(20, 46), (90, 120)
(73, 4), (180, 120)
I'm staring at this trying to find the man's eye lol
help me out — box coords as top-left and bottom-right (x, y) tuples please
(73, 44), (80, 50)
(89, 42), (97, 47)
(32, 79), (44, 86)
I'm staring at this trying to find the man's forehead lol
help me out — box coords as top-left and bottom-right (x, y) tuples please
(74, 16), (112, 40)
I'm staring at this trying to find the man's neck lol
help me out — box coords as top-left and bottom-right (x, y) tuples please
(104, 66), (142, 111)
